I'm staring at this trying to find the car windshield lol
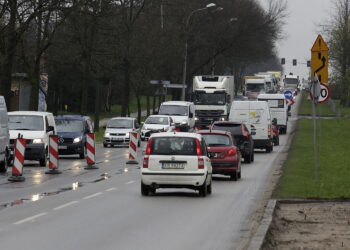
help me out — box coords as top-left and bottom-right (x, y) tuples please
(201, 134), (231, 146)
(56, 119), (84, 133)
(246, 84), (265, 92)
(107, 119), (133, 128)
(258, 99), (285, 108)
(212, 124), (242, 136)
(150, 137), (197, 155)
(159, 105), (188, 116)
(8, 115), (44, 131)
(194, 92), (226, 105)
(284, 78), (299, 84)
(145, 116), (168, 125)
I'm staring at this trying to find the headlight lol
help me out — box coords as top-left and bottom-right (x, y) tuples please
(33, 139), (44, 144)
(181, 120), (188, 125)
(126, 132), (130, 138)
(195, 117), (198, 121)
(220, 117), (226, 121)
(73, 137), (81, 143)
(105, 132), (110, 137)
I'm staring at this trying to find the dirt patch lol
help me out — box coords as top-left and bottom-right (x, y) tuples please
(262, 200), (350, 250)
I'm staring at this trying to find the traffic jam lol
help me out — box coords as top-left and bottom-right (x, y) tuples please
(0, 72), (300, 197)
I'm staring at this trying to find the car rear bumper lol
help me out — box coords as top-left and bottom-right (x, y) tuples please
(104, 137), (130, 146)
(141, 171), (207, 187)
(211, 160), (239, 174)
(253, 139), (272, 149)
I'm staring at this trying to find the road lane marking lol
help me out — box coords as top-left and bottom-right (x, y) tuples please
(83, 192), (103, 200)
(106, 187), (117, 192)
(53, 201), (79, 211)
(125, 181), (135, 185)
(14, 213), (48, 225)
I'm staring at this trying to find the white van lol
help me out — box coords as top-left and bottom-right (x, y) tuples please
(8, 111), (56, 166)
(258, 93), (288, 134)
(158, 101), (195, 131)
(0, 96), (9, 173)
(229, 101), (273, 152)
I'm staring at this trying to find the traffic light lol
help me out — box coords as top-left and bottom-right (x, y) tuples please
(307, 60), (311, 67)
(293, 59), (297, 66)
(281, 58), (285, 65)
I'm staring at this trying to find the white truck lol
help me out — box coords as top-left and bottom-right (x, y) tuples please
(283, 74), (299, 90)
(255, 72), (278, 93)
(243, 76), (266, 100)
(192, 75), (234, 128)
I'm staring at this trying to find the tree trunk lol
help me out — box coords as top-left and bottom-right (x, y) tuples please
(136, 93), (141, 123)
(121, 58), (130, 116)
(152, 96), (156, 114)
(94, 80), (100, 132)
(146, 94), (150, 116)
(29, 65), (40, 111)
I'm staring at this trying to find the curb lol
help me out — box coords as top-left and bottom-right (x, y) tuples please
(247, 199), (277, 250)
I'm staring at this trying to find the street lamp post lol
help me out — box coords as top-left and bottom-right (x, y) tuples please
(181, 3), (219, 101)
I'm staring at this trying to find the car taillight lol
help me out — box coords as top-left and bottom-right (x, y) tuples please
(242, 126), (249, 138)
(268, 126), (272, 138)
(196, 139), (202, 156)
(198, 157), (204, 169)
(160, 128), (165, 132)
(226, 148), (237, 156)
(143, 156), (149, 168)
(145, 138), (152, 155)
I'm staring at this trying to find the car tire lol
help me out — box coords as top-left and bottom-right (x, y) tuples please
(199, 180), (207, 197)
(207, 180), (212, 194)
(244, 154), (251, 163)
(230, 172), (238, 181)
(275, 136), (279, 146)
(138, 140), (141, 147)
(141, 182), (150, 196)
(251, 152), (255, 162)
(103, 143), (108, 148)
(39, 156), (47, 167)
(266, 145), (272, 153)
(141, 138), (145, 141)
(0, 159), (6, 173)
(238, 171), (241, 179)
(79, 146), (86, 159)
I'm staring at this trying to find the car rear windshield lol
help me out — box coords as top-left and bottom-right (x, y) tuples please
(8, 115), (44, 131)
(56, 119), (84, 133)
(212, 124), (242, 136)
(150, 137), (197, 155)
(201, 134), (231, 146)
(107, 119), (133, 128)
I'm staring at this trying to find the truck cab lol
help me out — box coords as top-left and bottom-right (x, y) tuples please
(244, 76), (266, 100)
(192, 75), (234, 128)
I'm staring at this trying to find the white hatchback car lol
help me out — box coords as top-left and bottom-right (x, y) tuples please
(141, 132), (212, 197)
(141, 115), (175, 141)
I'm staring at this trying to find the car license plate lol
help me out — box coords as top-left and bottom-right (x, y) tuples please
(162, 163), (185, 169)
(112, 137), (123, 141)
(58, 145), (67, 149)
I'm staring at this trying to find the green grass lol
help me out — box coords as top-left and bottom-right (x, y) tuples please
(273, 118), (350, 198)
(95, 127), (106, 143)
(298, 91), (336, 116)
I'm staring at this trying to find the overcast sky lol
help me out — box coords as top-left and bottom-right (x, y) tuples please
(259, 0), (333, 79)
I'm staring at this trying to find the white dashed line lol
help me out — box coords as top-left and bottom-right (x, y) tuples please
(53, 201), (79, 211)
(14, 213), (48, 225)
(125, 181), (135, 185)
(83, 192), (103, 200)
(106, 187), (117, 192)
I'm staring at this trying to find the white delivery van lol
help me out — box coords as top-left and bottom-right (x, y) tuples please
(158, 101), (195, 131)
(258, 93), (288, 134)
(229, 101), (273, 152)
(0, 96), (9, 173)
(8, 111), (56, 166)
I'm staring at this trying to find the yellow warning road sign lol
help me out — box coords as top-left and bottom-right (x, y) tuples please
(311, 35), (329, 83)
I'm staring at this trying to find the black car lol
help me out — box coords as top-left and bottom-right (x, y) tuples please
(55, 115), (93, 158)
(211, 121), (254, 163)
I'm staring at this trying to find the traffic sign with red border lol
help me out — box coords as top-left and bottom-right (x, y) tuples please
(309, 82), (330, 103)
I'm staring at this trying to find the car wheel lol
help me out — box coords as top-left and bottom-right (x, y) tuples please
(266, 145), (272, 153)
(251, 152), (255, 162)
(141, 182), (150, 196)
(238, 171), (241, 179)
(0, 159), (6, 173)
(244, 154), (251, 163)
(230, 172), (238, 181)
(207, 180), (212, 194)
(138, 140), (141, 147)
(39, 155), (47, 167)
(199, 180), (207, 197)
(275, 136), (279, 146)
(141, 138), (145, 141)
(103, 143), (108, 148)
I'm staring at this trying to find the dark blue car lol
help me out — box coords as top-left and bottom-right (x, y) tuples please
(55, 115), (93, 158)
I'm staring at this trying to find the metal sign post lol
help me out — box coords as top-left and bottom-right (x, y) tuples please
(311, 74), (320, 181)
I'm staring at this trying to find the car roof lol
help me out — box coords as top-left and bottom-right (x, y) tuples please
(55, 115), (90, 121)
(150, 132), (202, 139)
(257, 93), (285, 99)
(197, 130), (231, 136)
(160, 101), (193, 106)
(8, 111), (53, 116)
(146, 115), (170, 118)
(110, 117), (135, 120)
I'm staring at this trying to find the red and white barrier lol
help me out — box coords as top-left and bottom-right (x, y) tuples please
(126, 132), (138, 164)
(85, 133), (98, 169)
(46, 135), (61, 174)
(8, 138), (26, 182)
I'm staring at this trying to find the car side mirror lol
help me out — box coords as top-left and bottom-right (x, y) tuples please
(189, 113), (193, 118)
(47, 126), (54, 132)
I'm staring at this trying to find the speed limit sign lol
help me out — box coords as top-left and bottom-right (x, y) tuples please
(309, 83), (330, 103)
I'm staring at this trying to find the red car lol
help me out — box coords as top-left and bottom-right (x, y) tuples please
(198, 130), (241, 181)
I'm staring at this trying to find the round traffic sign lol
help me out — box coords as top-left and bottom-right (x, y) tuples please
(309, 82), (330, 103)
(284, 90), (293, 100)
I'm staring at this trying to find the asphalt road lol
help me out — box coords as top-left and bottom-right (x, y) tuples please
(0, 96), (301, 250)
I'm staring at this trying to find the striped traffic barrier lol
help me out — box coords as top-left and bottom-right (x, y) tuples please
(85, 133), (98, 169)
(126, 131), (138, 164)
(45, 135), (61, 174)
(8, 138), (26, 182)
